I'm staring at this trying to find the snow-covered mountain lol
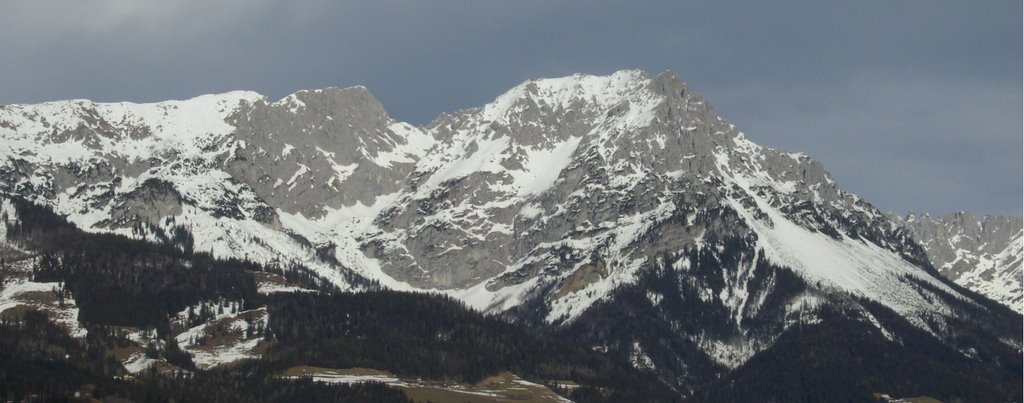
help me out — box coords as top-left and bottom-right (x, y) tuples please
(1, 69), (1019, 392)
(890, 212), (1022, 312)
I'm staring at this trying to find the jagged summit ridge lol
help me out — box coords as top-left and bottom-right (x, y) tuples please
(475, 70), (665, 126)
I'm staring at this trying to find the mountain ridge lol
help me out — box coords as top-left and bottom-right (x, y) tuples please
(0, 67), (1004, 317)
(1, 69), (1020, 396)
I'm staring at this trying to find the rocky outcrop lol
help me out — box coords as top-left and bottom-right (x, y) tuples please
(107, 178), (183, 228)
(224, 87), (433, 218)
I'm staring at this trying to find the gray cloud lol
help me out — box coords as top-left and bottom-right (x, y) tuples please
(0, 0), (1019, 215)
(718, 74), (1022, 216)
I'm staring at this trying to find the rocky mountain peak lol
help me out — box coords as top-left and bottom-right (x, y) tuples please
(267, 86), (389, 124)
(223, 85), (433, 218)
(648, 70), (688, 98)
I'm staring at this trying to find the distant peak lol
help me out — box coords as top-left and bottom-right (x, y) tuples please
(477, 69), (660, 123)
(273, 85), (377, 104)
(182, 90), (266, 106)
(0, 90), (266, 110)
(267, 85), (391, 124)
(524, 69), (649, 88)
(650, 70), (688, 98)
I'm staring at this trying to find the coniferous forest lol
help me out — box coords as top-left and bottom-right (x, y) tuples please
(2, 195), (1022, 402)
(0, 196), (681, 402)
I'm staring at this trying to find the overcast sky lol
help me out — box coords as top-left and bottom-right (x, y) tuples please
(1, 1), (1020, 216)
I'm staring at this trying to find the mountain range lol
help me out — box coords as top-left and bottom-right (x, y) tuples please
(0, 69), (1020, 401)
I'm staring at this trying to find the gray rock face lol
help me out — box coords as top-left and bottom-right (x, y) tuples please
(891, 212), (1022, 312)
(224, 87), (430, 218)
(105, 178), (183, 228)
